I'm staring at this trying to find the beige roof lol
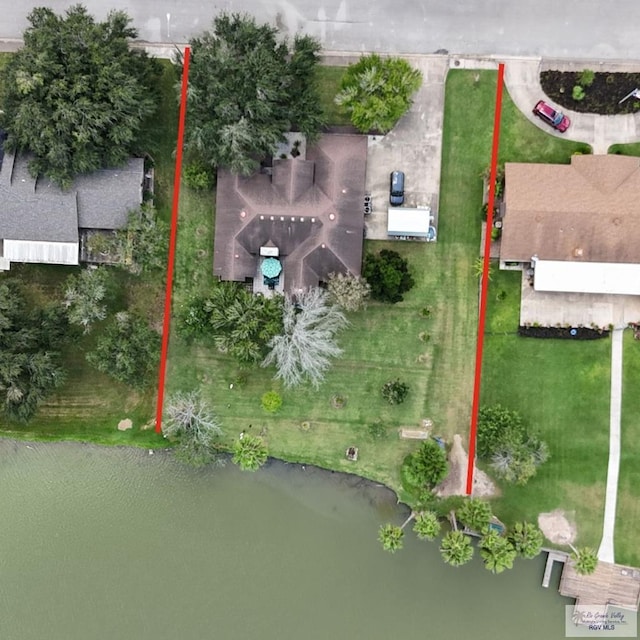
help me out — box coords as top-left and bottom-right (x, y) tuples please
(500, 155), (640, 263)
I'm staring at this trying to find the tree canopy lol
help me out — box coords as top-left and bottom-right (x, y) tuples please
(0, 5), (159, 187)
(363, 250), (415, 303)
(335, 54), (422, 133)
(183, 13), (324, 175)
(0, 281), (68, 422)
(401, 440), (448, 492)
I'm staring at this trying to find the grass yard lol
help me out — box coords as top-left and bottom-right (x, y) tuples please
(618, 331), (640, 566)
(315, 65), (352, 127)
(481, 268), (611, 552)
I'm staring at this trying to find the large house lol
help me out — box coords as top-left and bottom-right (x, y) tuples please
(0, 141), (145, 270)
(213, 133), (368, 294)
(500, 154), (640, 296)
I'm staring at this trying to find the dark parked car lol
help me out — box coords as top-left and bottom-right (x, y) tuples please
(389, 171), (405, 206)
(533, 100), (570, 132)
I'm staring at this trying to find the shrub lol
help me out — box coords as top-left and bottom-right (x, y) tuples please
(363, 249), (415, 303)
(401, 440), (448, 490)
(381, 379), (409, 405)
(327, 272), (371, 312)
(261, 391), (282, 413)
(368, 421), (387, 441)
(490, 227), (501, 241)
(572, 85), (585, 101)
(578, 69), (595, 87)
(184, 161), (214, 190)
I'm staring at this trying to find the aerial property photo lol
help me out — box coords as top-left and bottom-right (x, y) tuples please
(2, 3), (640, 639)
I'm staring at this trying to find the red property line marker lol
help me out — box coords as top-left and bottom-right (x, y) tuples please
(465, 63), (505, 494)
(155, 46), (191, 434)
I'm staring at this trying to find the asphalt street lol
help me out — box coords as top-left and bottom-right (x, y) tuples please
(2, 0), (640, 59)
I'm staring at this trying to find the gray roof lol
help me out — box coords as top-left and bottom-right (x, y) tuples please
(213, 133), (368, 292)
(0, 148), (144, 245)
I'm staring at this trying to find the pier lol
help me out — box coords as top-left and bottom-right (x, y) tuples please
(542, 550), (568, 588)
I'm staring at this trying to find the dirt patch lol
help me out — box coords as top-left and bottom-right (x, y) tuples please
(538, 509), (577, 545)
(117, 418), (133, 431)
(435, 434), (498, 498)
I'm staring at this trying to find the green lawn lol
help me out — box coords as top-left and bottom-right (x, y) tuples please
(315, 65), (352, 127)
(481, 268), (611, 552)
(618, 331), (640, 566)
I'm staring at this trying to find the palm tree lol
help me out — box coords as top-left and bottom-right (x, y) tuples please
(480, 530), (517, 573)
(508, 522), (544, 559)
(413, 511), (441, 541)
(378, 523), (404, 553)
(232, 434), (268, 472)
(570, 546), (598, 576)
(457, 498), (492, 533)
(440, 530), (474, 567)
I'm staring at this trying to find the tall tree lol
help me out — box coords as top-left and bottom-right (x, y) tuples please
(262, 288), (348, 389)
(508, 522), (544, 559)
(413, 511), (441, 541)
(0, 281), (67, 422)
(378, 523), (404, 553)
(182, 13), (324, 175)
(63, 267), (111, 334)
(440, 530), (474, 568)
(334, 54), (422, 133)
(570, 546), (598, 576)
(86, 311), (159, 387)
(363, 250), (415, 303)
(0, 5), (159, 187)
(163, 391), (223, 466)
(457, 498), (493, 533)
(479, 530), (517, 574)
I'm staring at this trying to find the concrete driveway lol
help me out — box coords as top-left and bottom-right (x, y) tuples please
(504, 58), (640, 153)
(363, 55), (448, 240)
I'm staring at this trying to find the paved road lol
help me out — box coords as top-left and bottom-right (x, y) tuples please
(2, 1), (640, 59)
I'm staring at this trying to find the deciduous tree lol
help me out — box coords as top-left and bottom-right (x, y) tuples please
(363, 249), (415, 303)
(327, 272), (371, 312)
(163, 391), (223, 466)
(262, 288), (348, 388)
(0, 6), (159, 187)
(401, 440), (448, 491)
(63, 267), (111, 334)
(182, 13), (323, 175)
(86, 311), (159, 387)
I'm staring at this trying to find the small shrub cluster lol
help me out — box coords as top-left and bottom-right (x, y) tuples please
(261, 391), (282, 413)
(381, 379), (409, 405)
(183, 161), (214, 190)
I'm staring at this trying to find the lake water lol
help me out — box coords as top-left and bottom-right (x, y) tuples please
(0, 440), (573, 639)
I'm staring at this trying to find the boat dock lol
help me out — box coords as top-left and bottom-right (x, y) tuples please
(542, 550), (568, 588)
(560, 560), (640, 612)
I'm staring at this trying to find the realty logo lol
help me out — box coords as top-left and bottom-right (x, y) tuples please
(565, 605), (637, 637)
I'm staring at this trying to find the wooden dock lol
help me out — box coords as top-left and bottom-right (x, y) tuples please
(542, 550), (568, 588)
(559, 560), (640, 611)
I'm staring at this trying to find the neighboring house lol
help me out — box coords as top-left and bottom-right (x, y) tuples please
(213, 133), (368, 295)
(0, 142), (145, 270)
(500, 154), (640, 296)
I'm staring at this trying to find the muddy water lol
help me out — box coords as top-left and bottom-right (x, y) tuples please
(0, 440), (573, 639)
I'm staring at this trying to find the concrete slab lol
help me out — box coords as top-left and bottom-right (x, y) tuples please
(364, 56), (448, 241)
(519, 271), (640, 328)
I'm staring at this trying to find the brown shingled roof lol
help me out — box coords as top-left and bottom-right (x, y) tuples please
(213, 134), (367, 292)
(500, 154), (640, 264)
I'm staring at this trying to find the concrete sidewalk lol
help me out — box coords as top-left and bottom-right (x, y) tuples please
(598, 327), (624, 564)
(503, 58), (640, 153)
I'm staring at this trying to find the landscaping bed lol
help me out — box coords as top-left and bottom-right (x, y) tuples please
(518, 326), (610, 340)
(540, 70), (640, 114)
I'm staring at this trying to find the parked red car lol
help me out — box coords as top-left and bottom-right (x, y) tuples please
(533, 100), (571, 132)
